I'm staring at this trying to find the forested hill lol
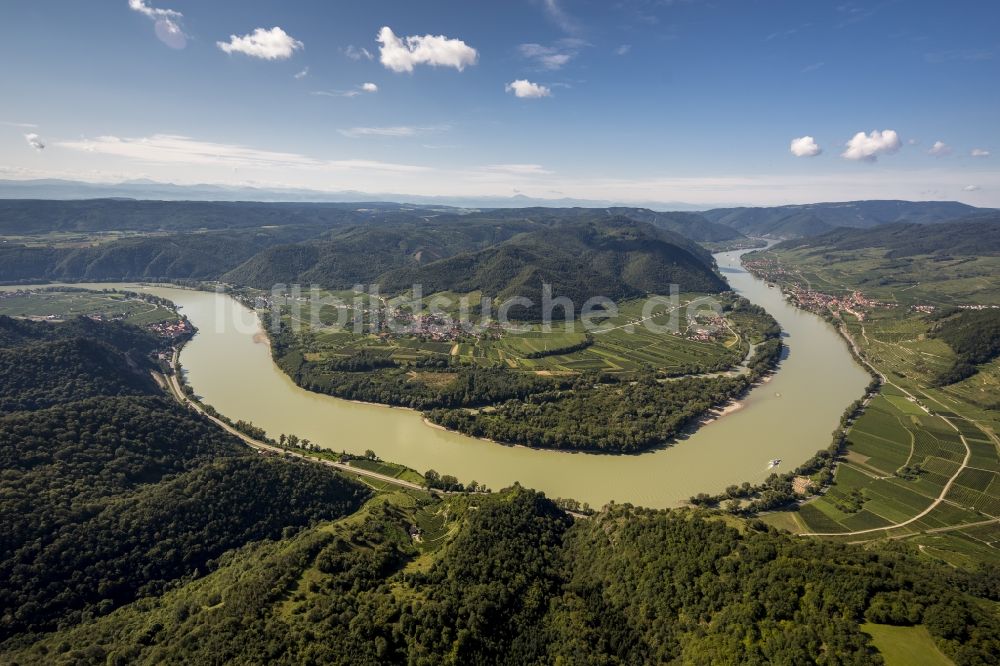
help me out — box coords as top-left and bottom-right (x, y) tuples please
(380, 217), (727, 319)
(0, 317), (370, 642)
(774, 218), (1000, 257)
(219, 217), (545, 289)
(469, 206), (742, 242)
(7, 486), (998, 664)
(0, 316), (163, 413)
(0, 200), (744, 286)
(702, 200), (988, 238)
(0, 199), (417, 234)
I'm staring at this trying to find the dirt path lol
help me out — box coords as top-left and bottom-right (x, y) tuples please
(798, 323), (975, 538)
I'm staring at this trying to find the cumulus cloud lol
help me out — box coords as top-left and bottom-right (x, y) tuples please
(217, 27), (303, 60)
(24, 133), (45, 151)
(128, 0), (187, 49)
(971, 148), (991, 158)
(506, 79), (552, 98)
(361, 82), (378, 93)
(962, 185), (980, 192)
(841, 129), (901, 162)
(377, 27), (478, 73)
(789, 136), (822, 157)
(926, 140), (951, 157)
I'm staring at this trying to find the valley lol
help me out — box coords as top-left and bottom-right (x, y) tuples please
(746, 224), (1000, 567)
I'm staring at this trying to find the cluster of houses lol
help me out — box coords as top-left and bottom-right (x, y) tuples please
(685, 314), (728, 342)
(787, 288), (893, 321)
(147, 318), (194, 339)
(377, 309), (503, 342)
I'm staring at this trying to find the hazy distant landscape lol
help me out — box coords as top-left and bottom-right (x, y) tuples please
(2, 1), (999, 664)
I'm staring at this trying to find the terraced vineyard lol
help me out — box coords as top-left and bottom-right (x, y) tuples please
(0, 287), (180, 325)
(280, 291), (750, 376)
(754, 242), (1000, 567)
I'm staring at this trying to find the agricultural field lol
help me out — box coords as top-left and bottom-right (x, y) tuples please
(756, 246), (1000, 565)
(753, 245), (1000, 307)
(861, 624), (955, 666)
(276, 289), (756, 376)
(0, 287), (180, 325)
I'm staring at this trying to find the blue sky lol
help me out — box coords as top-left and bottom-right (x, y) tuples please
(1, 0), (998, 205)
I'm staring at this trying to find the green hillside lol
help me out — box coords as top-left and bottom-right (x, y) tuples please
(703, 200), (988, 238)
(380, 217), (726, 319)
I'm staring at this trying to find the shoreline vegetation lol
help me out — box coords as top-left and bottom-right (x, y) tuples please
(732, 237), (1000, 552)
(689, 250), (881, 516)
(2, 308), (998, 666)
(258, 293), (784, 454)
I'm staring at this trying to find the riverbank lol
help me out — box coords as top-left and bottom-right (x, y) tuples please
(31, 255), (869, 509)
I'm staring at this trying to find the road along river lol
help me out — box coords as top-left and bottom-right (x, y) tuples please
(6, 251), (869, 508)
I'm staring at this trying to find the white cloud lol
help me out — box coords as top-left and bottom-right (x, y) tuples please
(1, 121), (38, 128)
(24, 133), (45, 151)
(616, 44), (632, 56)
(377, 27), (478, 73)
(506, 79), (552, 98)
(339, 126), (436, 138)
(542, 0), (581, 34)
(963, 185), (980, 192)
(128, 0), (186, 49)
(971, 148), (991, 158)
(480, 164), (553, 175)
(928, 140), (951, 156)
(55, 133), (428, 173)
(841, 129), (901, 162)
(789, 136), (821, 157)
(313, 83), (379, 99)
(217, 27), (303, 60)
(518, 40), (584, 70)
(344, 45), (374, 61)
(312, 90), (359, 98)
(294, 67), (309, 79)
(128, 0), (179, 19)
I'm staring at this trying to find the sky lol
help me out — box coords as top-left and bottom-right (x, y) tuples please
(1, 0), (999, 206)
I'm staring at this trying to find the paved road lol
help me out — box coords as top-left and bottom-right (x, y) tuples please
(162, 351), (429, 493)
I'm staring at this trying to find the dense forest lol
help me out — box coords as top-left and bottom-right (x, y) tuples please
(0, 317), (370, 642)
(930, 308), (1000, 384)
(265, 288), (784, 453)
(1, 203), (729, 298)
(0, 294), (997, 665)
(5, 487), (998, 665)
(774, 219), (1000, 258)
(702, 200), (985, 238)
(379, 218), (726, 320)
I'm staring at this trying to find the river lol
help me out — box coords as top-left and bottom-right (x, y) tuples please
(3, 251), (869, 508)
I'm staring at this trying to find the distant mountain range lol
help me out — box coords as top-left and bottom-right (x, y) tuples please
(0, 180), (993, 240)
(1, 198), (996, 291)
(774, 216), (1000, 258)
(703, 200), (992, 237)
(0, 178), (713, 211)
